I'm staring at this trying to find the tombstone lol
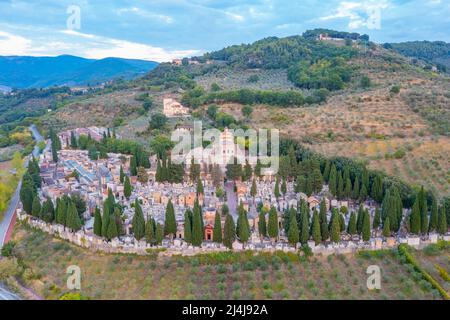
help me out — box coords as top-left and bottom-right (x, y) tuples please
(386, 237), (396, 247)
(443, 235), (450, 241)
(374, 238), (382, 249)
(173, 239), (181, 247)
(407, 237), (420, 247)
(307, 240), (315, 250)
(232, 241), (243, 250)
(429, 233), (438, 244)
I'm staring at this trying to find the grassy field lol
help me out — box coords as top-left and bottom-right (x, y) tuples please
(3, 226), (444, 300)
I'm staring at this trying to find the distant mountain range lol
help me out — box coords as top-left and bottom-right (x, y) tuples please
(0, 55), (159, 89)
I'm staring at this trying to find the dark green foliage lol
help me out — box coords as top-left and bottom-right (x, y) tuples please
(164, 199), (176, 239)
(123, 175), (132, 199)
(258, 210), (267, 238)
(93, 206), (102, 236)
(191, 200), (203, 247)
(311, 210), (321, 245)
(410, 199), (421, 235)
(213, 212), (222, 243)
(268, 206), (279, 240)
(31, 196), (41, 217)
(66, 201), (82, 231)
(41, 197), (55, 223)
(183, 209), (192, 244)
(288, 212), (299, 246)
(373, 207), (381, 229)
(347, 212), (357, 235)
(382, 217), (391, 238)
(223, 214), (236, 249)
(437, 206), (447, 235)
(362, 210), (371, 241)
(132, 199), (146, 240)
(429, 195), (438, 232)
(330, 210), (341, 243)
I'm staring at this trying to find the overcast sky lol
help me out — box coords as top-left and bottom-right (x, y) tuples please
(0, 0), (449, 62)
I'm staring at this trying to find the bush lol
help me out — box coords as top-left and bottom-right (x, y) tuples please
(390, 85), (401, 94)
(1, 241), (15, 257)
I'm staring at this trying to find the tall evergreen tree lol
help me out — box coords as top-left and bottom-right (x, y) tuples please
(55, 198), (67, 226)
(371, 175), (383, 203)
(191, 201), (203, 247)
(300, 206), (309, 244)
(236, 204), (250, 246)
(288, 213), (299, 247)
(274, 177), (281, 198)
(130, 155), (138, 176)
(323, 160), (331, 183)
(145, 217), (156, 245)
(258, 210), (267, 239)
(353, 177), (360, 200)
(328, 164), (337, 196)
(356, 204), (365, 235)
(124, 175), (132, 200)
(437, 206), (448, 235)
(410, 199), (421, 235)
(132, 199), (146, 240)
(344, 177), (352, 199)
(196, 179), (204, 196)
(183, 209), (192, 244)
(362, 169), (369, 193)
(382, 217), (391, 238)
(373, 207), (381, 229)
(93, 206), (102, 236)
(223, 214), (236, 249)
(164, 199), (177, 239)
(330, 210), (341, 243)
(31, 196), (41, 217)
(41, 198), (55, 223)
(359, 184), (368, 202)
(250, 178), (257, 198)
(347, 212), (357, 235)
(268, 206), (279, 240)
(362, 210), (371, 241)
(106, 216), (118, 240)
(312, 210), (321, 245)
(213, 212), (222, 243)
(429, 195), (439, 232)
(418, 187), (428, 234)
(337, 171), (344, 200)
(101, 200), (111, 237)
(70, 131), (78, 149)
(155, 223), (164, 245)
(119, 165), (125, 183)
(66, 202), (82, 231)
(281, 179), (287, 195)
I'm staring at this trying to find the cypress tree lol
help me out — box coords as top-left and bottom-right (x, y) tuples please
(319, 198), (327, 224)
(196, 179), (204, 196)
(437, 206), (447, 235)
(124, 175), (132, 200)
(330, 210), (340, 243)
(429, 195), (438, 232)
(356, 204), (364, 234)
(305, 176), (313, 197)
(371, 175), (383, 203)
(373, 207), (381, 229)
(70, 131), (77, 148)
(191, 202), (203, 247)
(281, 179), (287, 195)
(347, 212), (357, 235)
(184, 209), (192, 244)
(250, 178), (257, 198)
(382, 217), (391, 238)
(345, 177), (352, 199)
(101, 200), (111, 237)
(155, 223), (164, 245)
(268, 206), (279, 240)
(145, 217), (156, 245)
(41, 198), (55, 223)
(337, 171), (344, 200)
(258, 210), (267, 238)
(31, 196), (41, 217)
(353, 177), (360, 200)
(119, 165), (125, 183)
(237, 205), (250, 245)
(410, 199), (421, 235)
(132, 199), (146, 240)
(419, 188), (428, 234)
(56, 198), (67, 226)
(288, 213), (299, 247)
(274, 177), (281, 198)
(93, 206), (102, 236)
(106, 216), (118, 240)
(223, 214), (236, 249)
(300, 206), (309, 244)
(323, 160), (331, 182)
(20, 177), (35, 214)
(320, 203), (329, 241)
(362, 210), (371, 241)
(339, 213), (346, 232)
(213, 212), (222, 243)
(329, 164), (337, 196)
(67, 202), (82, 231)
(362, 169), (369, 193)
(164, 199), (176, 239)
(359, 184), (368, 202)
(130, 156), (138, 176)
(312, 210), (321, 245)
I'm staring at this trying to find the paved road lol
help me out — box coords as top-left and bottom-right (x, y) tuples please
(0, 125), (45, 247)
(0, 284), (20, 300)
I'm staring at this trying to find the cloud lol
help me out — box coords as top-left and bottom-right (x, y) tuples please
(0, 31), (32, 55)
(0, 28), (200, 62)
(116, 7), (174, 24)
(320, 0), (391, 29)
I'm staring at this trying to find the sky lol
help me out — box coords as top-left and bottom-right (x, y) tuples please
(0, 0), (449, 62)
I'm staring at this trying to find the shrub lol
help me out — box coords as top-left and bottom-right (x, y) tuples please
(1, 241), (15, 257)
